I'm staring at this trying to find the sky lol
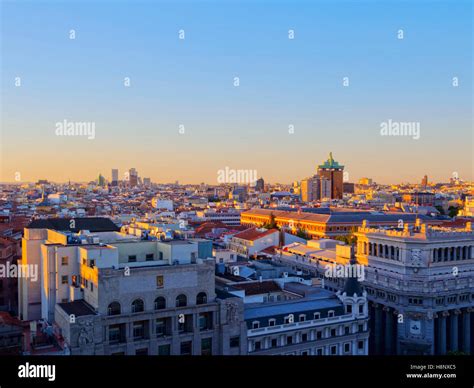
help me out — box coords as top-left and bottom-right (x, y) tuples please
(1, 0), (472, 185)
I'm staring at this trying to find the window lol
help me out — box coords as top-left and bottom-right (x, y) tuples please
(302, 333), (308, 342)
(180, 341), (192, 355)
(156, 318), (170, 337)
(90, 282), (94, 292)
(331, 328), (337, 337)
(316, 348), (323, 356)
(109, 324), (125, 344)
(346, 305), (352, 314)
(199, 312), (212, 331)
(179, 314), (193, 333)
(358, 340), (364, 350)
(131, 299), (144, 313)
(133, 321), (145, 340)
(316, 331), (322, 340)
(89, 259), (95, 268)
(330, 345), (337, 355)
(158, 344), (170, 355)
(313, 312), (321, 320)
(61, 256), (68, 266)
(230, 336), (240, 348)
(301, 350), (309, 356)
(61, 275), (68, 285)
(176, 294), (187, 308)
(128, 255), (137, 262)
(196, 292), (207, 305)
(299, 314), (306, 322)
(344, 326), (350, 335)
(268, 318), (276, 327)
(159, 252), (164, 260)
(344, 343), (351, 353)
(252, 321), (260, 329)
(254, 341), (261, 351)
(156, 275), (164, 289)
(135, 348), (148, 355)
(328, 310), (335, 318)
(201, 338), (212, 356)
(286, 336), (293, 345)
(271, 338), (278, 348)
(358, 324), (364, 332)
(359, 304), (364, 314)
(146, 253), (154, 261)
(154, 297), (166, 310)
(108, 302), (121, 316)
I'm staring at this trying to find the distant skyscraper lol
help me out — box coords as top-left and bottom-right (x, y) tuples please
(111, 169), (119, 186)
(97, 174), (106, 187)
(317, 152), (344, 199)
(143, 177), (151, 187)
(129, 168), (138, 187)
(300, 176), (317, 202)
(422, 175), (428, 187)
(255, 177), (265, 192)
(359, 177), (373, 185)
(300, 175), (331, 202)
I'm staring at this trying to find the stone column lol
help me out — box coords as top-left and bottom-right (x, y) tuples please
(384, 306), (393, 354)
(438, 311), (448, 355)
(374, 303), (383, 355)
(450, 310), (460, 352)
(462, 308), (471, 354)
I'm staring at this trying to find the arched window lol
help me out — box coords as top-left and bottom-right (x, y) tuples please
(176, 294), (187, 308)
(107, 302), (121, 316)
(196, 292), (207, 305)
(131, 299), (144, 313)
(154, 296), (166, 310)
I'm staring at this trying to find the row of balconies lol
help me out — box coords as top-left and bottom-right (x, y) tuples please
(248, 313), (366, 336)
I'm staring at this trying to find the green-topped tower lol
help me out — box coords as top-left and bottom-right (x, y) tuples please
(317, 152), (345, 199)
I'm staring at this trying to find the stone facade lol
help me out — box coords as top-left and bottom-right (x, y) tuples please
(55, 260), (247, 355)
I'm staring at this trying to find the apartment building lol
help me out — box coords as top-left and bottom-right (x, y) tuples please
(20, 217), (247, 355)
(223, 279), (369, 356)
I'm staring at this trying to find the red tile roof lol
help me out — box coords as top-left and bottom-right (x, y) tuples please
(233, 227), (278, 242)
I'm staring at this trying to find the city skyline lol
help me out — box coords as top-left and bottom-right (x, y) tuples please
(1, 0), (472, 184)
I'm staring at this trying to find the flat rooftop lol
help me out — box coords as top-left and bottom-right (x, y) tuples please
(57, 300), (96, 317)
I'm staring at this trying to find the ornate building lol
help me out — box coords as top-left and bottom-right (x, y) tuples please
(355, 220), (474, 355)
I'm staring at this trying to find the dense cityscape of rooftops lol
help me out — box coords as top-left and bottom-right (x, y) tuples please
(0, 153), (473, 357)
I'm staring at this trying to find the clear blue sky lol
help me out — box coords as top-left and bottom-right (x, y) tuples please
(1, 0), (472, 184)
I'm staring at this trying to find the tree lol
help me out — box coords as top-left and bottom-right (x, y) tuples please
(448, 206), (459, 218)
(296, 228), (310, 240)
(334, 227), (358, 245)
(263, 213), (278, 230)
